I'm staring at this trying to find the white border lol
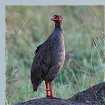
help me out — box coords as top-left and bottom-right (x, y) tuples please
(5, 0), (105, 5)
(0, 0), (105, 105)
(0, 2), (5, 105)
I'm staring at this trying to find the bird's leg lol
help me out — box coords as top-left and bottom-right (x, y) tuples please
(45, 81), (53, 98)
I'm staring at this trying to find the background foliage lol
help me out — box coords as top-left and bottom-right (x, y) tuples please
(6, 6), (105, 105)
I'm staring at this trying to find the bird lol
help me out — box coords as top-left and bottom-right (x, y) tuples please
(31, 15), (65, 98)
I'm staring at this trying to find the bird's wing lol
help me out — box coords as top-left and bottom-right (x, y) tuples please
(31, 40), (51, 78)
(31, 44), (47, 90)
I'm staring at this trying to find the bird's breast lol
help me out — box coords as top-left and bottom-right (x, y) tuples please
(50, 34), (65, 66)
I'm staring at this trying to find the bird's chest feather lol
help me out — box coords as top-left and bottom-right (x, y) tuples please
(50, 33), (65, 65)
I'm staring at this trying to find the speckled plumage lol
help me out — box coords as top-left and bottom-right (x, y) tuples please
(31, 16), (65, 91)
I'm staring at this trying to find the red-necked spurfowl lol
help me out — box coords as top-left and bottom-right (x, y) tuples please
(31, 15), (65, 98)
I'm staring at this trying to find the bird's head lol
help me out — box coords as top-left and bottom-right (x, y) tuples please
(51, 15), (63, 24)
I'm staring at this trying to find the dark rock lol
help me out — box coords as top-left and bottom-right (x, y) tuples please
(14, 82), (105, 105)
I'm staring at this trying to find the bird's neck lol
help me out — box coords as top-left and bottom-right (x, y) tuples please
(55, 23), (62, 29)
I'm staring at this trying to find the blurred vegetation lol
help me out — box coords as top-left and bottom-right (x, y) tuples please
(6, 6), (105, 105)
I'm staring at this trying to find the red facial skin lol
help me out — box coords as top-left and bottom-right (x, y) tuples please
(51, 15), (63, 24)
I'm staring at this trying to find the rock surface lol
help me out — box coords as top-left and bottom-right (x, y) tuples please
(15, 82), (105, 105)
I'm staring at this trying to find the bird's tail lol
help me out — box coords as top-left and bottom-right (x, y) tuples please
(31, 79), (42, 92)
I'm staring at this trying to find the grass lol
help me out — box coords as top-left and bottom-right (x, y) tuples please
(6, 6), (105, 105)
